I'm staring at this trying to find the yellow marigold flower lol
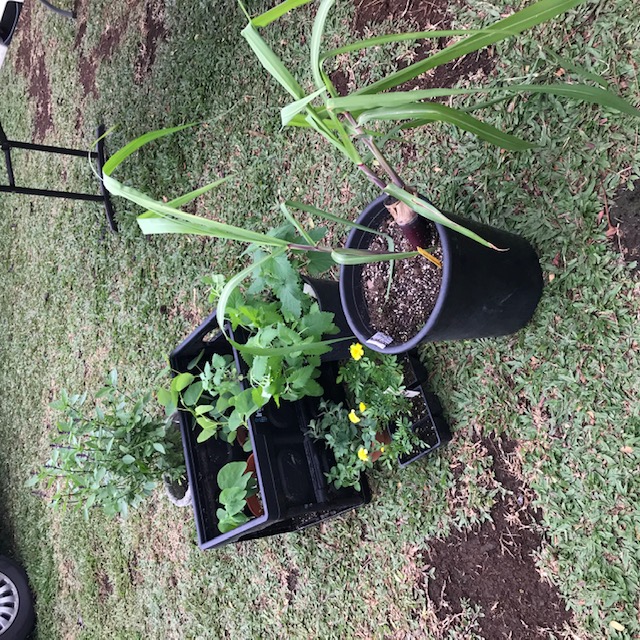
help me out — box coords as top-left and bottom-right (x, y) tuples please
(359, 402), (367, 413)
(357, 447), (369, 461)
(349, 343), (364, 361)
(348, 409), (360, 424)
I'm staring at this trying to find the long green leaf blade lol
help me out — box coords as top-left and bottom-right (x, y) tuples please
(102, 124), (195, 176)
(311, 0), (336, 89)
(281, 87), (327, 126)
(359, 103), (535, 150)
(103, 174), (290, 246)
(320, 29), (478, 62)
(357, 0), (588, 95)
(331, 248), (419, 265)
(384, 185), (497, 249)
(241, 23), (304, 100)
(251, 0), (314, 27)
(280, 203), (316, 246)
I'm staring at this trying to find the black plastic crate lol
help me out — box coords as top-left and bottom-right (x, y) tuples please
(169, 310), (370, 550)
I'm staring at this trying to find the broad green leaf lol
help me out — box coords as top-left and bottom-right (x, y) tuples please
(281, 87), (327, 126)
(121, 455), (135, 465)
(181, 380), (203, 406)
(216, 249), (286, 336)
(172, 372), (195, 392)
(357, 0), (588, 94)
(251, 0), (314, 27)
(358, 103), (535, 151)
(187, 349), (205, 370)
(102, 124), (195, 176)
(384, 185), (497, 249)
(152, 443), (166, 454)
(217, 461), (251, 490)
(330, 248), (420, 265)
(311, 0), (336, 90)
(241, 23), (304, 100)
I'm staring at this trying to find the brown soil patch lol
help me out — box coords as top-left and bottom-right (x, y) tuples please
(332, 0), (494, 96)
(362, 216), (442, 343)
(74, 0), (128, 99)
(133, 0), (168, 83)
(611, 186), (640, 272)
(13, 1), (53, 140)
(424, 435), (572, 639)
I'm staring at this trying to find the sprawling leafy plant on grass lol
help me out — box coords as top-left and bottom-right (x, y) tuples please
(29, 370), (185, 519)
(240, 0), (640, 249)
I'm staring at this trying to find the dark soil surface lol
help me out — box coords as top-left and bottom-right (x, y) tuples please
(611, 186), (640, 271)
(425, 435), (572, 639)
(14, 1), (53, 140)
(332, 0), (495, 96)
(362, 217), (443, 343)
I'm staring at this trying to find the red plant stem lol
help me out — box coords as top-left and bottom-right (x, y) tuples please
(344, 112), (404, 189)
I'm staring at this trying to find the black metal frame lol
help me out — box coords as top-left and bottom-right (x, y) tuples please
(0, 122), (117, 232)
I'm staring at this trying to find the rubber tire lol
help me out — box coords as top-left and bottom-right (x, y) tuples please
(0, 556), (35, 640)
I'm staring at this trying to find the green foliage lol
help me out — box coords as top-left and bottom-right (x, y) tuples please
(30, 370), (185, 519)
(309, 346), (420, 489)
(244, 0), (640, 246)
(216, 460), (258, 533)
(160, 250), (341, 443)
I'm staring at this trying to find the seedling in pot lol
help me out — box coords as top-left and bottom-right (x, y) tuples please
(216, 460), (259, 533)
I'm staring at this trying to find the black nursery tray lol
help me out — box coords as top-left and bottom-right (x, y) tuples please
(391, 350), (452, 467)
(169, 310), (371, 550)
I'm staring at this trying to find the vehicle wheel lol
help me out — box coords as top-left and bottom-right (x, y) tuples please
(0, 556), (35, 639)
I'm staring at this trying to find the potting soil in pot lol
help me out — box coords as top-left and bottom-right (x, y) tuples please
(361, 218), (443, 343)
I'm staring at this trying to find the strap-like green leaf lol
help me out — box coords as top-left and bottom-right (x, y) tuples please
(320, 29), (479, 62)
(358, 103), (535, 151)
(251, 0), (314, 27)
(279, 203), (317, 246)
(281, 87), (327, 127)
(102, 123), (195, 176)
(311, 0), (336, 90)
(241, 23), (304, 100)
(331, 248), (419, 265)
(356, 0), (588, 95)
(383, 185), (498, 249)
(103, 174), (290, 246)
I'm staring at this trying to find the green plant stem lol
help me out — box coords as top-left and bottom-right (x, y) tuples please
(344, 112), (405, 189)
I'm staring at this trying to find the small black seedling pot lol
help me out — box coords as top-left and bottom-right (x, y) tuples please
(390, 350), (452, 467)
(169, 310), (370, 550)
(340, 194), (544, 354)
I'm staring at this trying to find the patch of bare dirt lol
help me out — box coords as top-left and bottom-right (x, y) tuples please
(133, 0), (168, 83)
(331, 0), (494, 96)
(13, 1), (53, 140)
(610, 186), (640, 272)
(74, 0), (128, 99)
(423, 434), (572, 639)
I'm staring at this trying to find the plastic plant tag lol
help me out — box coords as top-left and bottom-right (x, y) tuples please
(366, 332), (393, 349)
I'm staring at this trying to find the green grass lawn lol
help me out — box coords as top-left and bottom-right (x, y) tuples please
(1, 0), (639, 638)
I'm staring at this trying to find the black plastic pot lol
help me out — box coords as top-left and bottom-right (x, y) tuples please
(339, 194), (544, 354)
(391, 350), (452, 467)
(169, 311), (370, 550)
